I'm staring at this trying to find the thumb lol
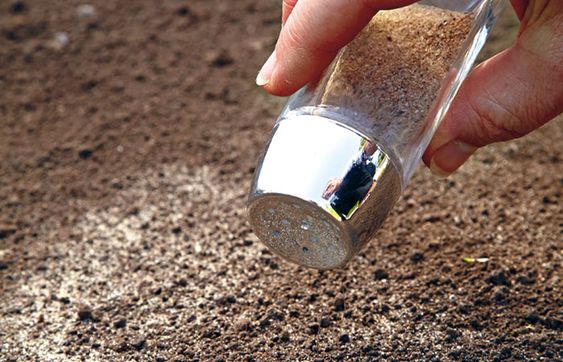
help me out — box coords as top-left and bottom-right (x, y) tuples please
(423, 4), (563, 177)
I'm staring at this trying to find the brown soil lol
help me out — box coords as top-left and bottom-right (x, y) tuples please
(0, 1), (561, 361)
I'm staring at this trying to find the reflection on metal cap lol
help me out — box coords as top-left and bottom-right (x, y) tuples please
(248, 115), (401, 269)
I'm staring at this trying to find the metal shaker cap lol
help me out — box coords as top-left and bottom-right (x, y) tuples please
(248, 115), (401, 270)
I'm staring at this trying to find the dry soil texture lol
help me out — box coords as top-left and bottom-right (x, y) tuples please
(0, 1), (561, 361)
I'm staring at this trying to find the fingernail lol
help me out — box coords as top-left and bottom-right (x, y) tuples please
(429, 141), (477, 178)
(256, 50), (276, 86)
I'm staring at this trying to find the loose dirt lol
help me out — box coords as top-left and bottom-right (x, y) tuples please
(1, 1), (561, 361)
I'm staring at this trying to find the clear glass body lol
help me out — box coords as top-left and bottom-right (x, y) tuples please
(276, 0), (504, 188)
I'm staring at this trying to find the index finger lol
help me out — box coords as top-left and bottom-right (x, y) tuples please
(259, 0), (416, 96)
(282, 0), (299, 26)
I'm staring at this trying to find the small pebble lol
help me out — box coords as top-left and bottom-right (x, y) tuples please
(176, 5), (190, 16)
(500, 347), (512, 358)
(0, 224), (17, 239)
(516, 275), (535, 285)
(445, 329), (460, 343)
(494, 289), (508, 303)
(525, 313), (540, 324)
(339, 334), (350, 344)
(113, 338), (128, 353)
(410, 252), (424, 263)
(334, 298), (345, 312)
(373, 269), (389, 280)
(469, 320), (482, 330)
(78, 149), (93, 159)
(130, 337), (146, 351)
(53, 32), (70, 49)
(487, 271), (511, 287)
(77, 4), (97, 19)
(307, 324), (319, 335)
(113, 318), (126, 329)
(11, 1), (26, 14)
(77, 308), (93, 321)
(177, 278), (188, 287)
(224, 295), (237, 304)
(320, 318), (331, 328)
(542, 196), (550, 204)
(280, 332), (290, 343)
(267, 309), (284, 321)
(206, 50), (234, 68)
(289, 310), (300, 318)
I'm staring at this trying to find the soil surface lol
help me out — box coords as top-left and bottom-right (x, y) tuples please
(0, 1), (561, 361)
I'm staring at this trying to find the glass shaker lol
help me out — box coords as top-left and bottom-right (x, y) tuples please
(248, 0), (505, 269)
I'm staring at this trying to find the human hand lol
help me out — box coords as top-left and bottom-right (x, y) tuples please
(257, 0), (563, 177)
(322, 179), (342, 199)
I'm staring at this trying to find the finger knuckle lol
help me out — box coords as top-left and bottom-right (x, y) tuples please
(470, 98), (527, 143)
(279, 20), (308, 51)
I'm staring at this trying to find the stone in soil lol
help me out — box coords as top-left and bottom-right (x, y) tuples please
(334, 298), (346, 312)
(0, 224), (17, 239)
(78, 149), (93, 159)
(130, 337), (146, 351)
(373, 269), (389, 280)
(11, 1), (26, 14)
(410, 252), (424, 263)
(487, 271), (512, 287)
(113, 318), (126, 329)
(77, 307), (94, 322)
(445, 329), (461, 343)
(280, 332), (290, 343)
(307, 324), (320, 335)
(77, 4), (97, 19)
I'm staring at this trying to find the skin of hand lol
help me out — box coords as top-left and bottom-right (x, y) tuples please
(257, 0), (563, 177)
(322, 179), (342, 199)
